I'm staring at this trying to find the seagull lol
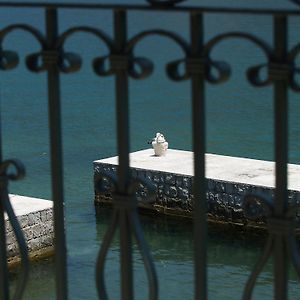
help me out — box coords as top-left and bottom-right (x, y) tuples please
(148, 132), (168, 156)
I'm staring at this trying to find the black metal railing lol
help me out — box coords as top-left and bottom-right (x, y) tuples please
(0, 1), (300, 299)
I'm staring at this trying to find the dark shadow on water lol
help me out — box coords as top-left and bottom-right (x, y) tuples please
(8, 206), (300, 300)
(95, 206), (300, 279)
(9, 257), (55, 300)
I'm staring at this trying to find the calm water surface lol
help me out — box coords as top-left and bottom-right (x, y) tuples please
(2, 1), (300, 299)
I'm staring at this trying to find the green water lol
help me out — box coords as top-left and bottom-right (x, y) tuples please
(9, 210), (300, 299)
(2, 1), (300, 298)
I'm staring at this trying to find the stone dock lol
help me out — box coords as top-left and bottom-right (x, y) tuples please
(6, 195), (53, 267)
(94, 149), (300, 231)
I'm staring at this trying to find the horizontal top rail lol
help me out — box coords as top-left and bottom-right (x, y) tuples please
(0, 2), (300, 16)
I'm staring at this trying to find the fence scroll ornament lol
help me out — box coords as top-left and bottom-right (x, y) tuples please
(94, 171), (158, 300)
(0, 2), (299, 300)
(242, 195), (300, 299)
(0, 160), (28, 300)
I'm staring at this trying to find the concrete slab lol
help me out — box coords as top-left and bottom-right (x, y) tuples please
(6, 195), (52, 219)
(94, 148), (300, 191)
(4, 194), (54, 267)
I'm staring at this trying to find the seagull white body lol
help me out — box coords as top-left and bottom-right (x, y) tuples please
(151, 133), (168, 156)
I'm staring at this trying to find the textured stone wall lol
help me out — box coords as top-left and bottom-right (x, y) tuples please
(94, 163), (300, 227)
(5, 207), (54, 263)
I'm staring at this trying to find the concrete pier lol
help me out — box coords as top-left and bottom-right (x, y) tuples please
(94, 149), (300, 230)
(6, 195), (53, 267)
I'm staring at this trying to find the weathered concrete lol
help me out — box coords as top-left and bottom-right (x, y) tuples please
(5, 195), (53, 267)
(94, 149), (300, 230)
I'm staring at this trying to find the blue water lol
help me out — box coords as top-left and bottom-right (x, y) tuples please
(2, 1), (300, 299)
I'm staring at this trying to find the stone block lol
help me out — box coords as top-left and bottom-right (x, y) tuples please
(175, 176), (183, 187)
(28, 238), (41, 251)
(18, 215), (28, 228)
(153, 174), (160, 183)
(41, 234), (53, 247)
(40, 210), (47, 222)
(24, 228), (34, 241)
(5, 222), (12, 234)
(7, 243), (18, 257)
(182, 177), (191, 189)
(32, 224), (43, 238)
(27, 213), (35, 226)
(165, 174), (175, 185)
(145, 171), (152, 181)
(234, 195), (243, 208)
(4, 195), (53, 263)
(228, 194), (235, 207)
(46, 209), (53, 221)
(178, 187), (189, 201)
(6, 232), (16, 245)
(215, 182), (226, 193)
(169, 186), (177, 198)
(225, 183), (234, 194)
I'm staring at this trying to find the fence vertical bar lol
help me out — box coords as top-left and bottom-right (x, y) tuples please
(273, 15), (288, 300)
(114, 9), (133, 300)
(0, 212), (8, 300)
(190, 12), (207, 300)
(45, 8), (68, 300)
(0, 123), (9, 300)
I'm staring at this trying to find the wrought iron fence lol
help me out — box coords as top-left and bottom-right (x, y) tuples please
(0, 0), (300, 299)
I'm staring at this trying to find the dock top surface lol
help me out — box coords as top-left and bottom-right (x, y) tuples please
(5, 195), (52, 219)
(94, 149), (300, 191)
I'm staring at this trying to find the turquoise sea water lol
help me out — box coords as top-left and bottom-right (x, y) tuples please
(2, 1), (300, 299)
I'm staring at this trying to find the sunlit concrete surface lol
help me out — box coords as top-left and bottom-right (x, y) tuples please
(5, 194), (52, 218)
(95, 148), (300, 191)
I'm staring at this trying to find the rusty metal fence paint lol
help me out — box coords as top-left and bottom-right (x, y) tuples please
(0, 1), (300, 299)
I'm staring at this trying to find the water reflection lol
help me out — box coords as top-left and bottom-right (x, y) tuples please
(95, 207), (300, 300)
(9, 258), (55, 300)
(8, 207), (300, 300)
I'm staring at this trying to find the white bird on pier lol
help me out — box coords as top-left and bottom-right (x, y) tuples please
(149, 132), (168, 156)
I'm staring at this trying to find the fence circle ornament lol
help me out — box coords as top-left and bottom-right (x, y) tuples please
(0, 49), (19, 70)
(128, 56), (154, 79)
(93, 55), (114, 76)
(166, 58), (189, 81)
(25, 50), (82, 73)
(242, 194), (271, 220)
(0, 159), (25, 183)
